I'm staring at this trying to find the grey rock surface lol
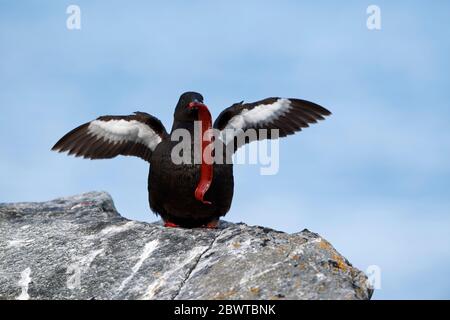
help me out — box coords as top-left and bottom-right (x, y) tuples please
(0, 192), (372, 300)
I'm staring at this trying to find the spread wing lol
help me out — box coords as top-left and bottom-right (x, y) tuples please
(213, 97), (331, 151)
(52, 112), (168, 162)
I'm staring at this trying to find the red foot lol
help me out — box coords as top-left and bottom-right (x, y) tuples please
(164, 220), (219, 229)
(164, 221), (180, 228)
(203, 220), (219, 229)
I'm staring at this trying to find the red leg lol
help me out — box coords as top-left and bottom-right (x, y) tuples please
(203, 220), (219, 229)
(164, 221), (180, 228)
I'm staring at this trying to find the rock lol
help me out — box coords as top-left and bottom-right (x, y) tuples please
(0, 192), (372, 300)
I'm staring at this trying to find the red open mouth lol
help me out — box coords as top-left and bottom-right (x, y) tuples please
(188, 101), (213, 205)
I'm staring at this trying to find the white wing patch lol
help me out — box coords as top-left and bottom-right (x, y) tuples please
(241, 98), (292, 125)
(221, 98), (292, 143)
(88, 119), (162, 151)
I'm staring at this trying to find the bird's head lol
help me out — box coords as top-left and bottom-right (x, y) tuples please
(174, 91), (206, 122)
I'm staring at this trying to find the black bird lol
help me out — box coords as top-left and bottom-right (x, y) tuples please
(52, 92), (331, 228)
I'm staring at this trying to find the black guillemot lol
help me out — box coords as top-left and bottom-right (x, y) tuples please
(52, 92), (331, 228)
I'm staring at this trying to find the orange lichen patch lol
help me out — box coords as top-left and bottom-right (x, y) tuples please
(318, 239), (333, 251)
(331, 253), (348, 272)
(250, 287), (260, 295)
(317, 239), (348, 272)
(232, 242), (241, 249)
(214, 290), (238, 299)
(291, 254), (300, 260)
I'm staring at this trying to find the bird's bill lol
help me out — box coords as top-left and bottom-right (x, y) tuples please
(188, 100), (207, 110)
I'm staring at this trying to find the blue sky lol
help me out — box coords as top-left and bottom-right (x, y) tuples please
(1, 1), (450, 299)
